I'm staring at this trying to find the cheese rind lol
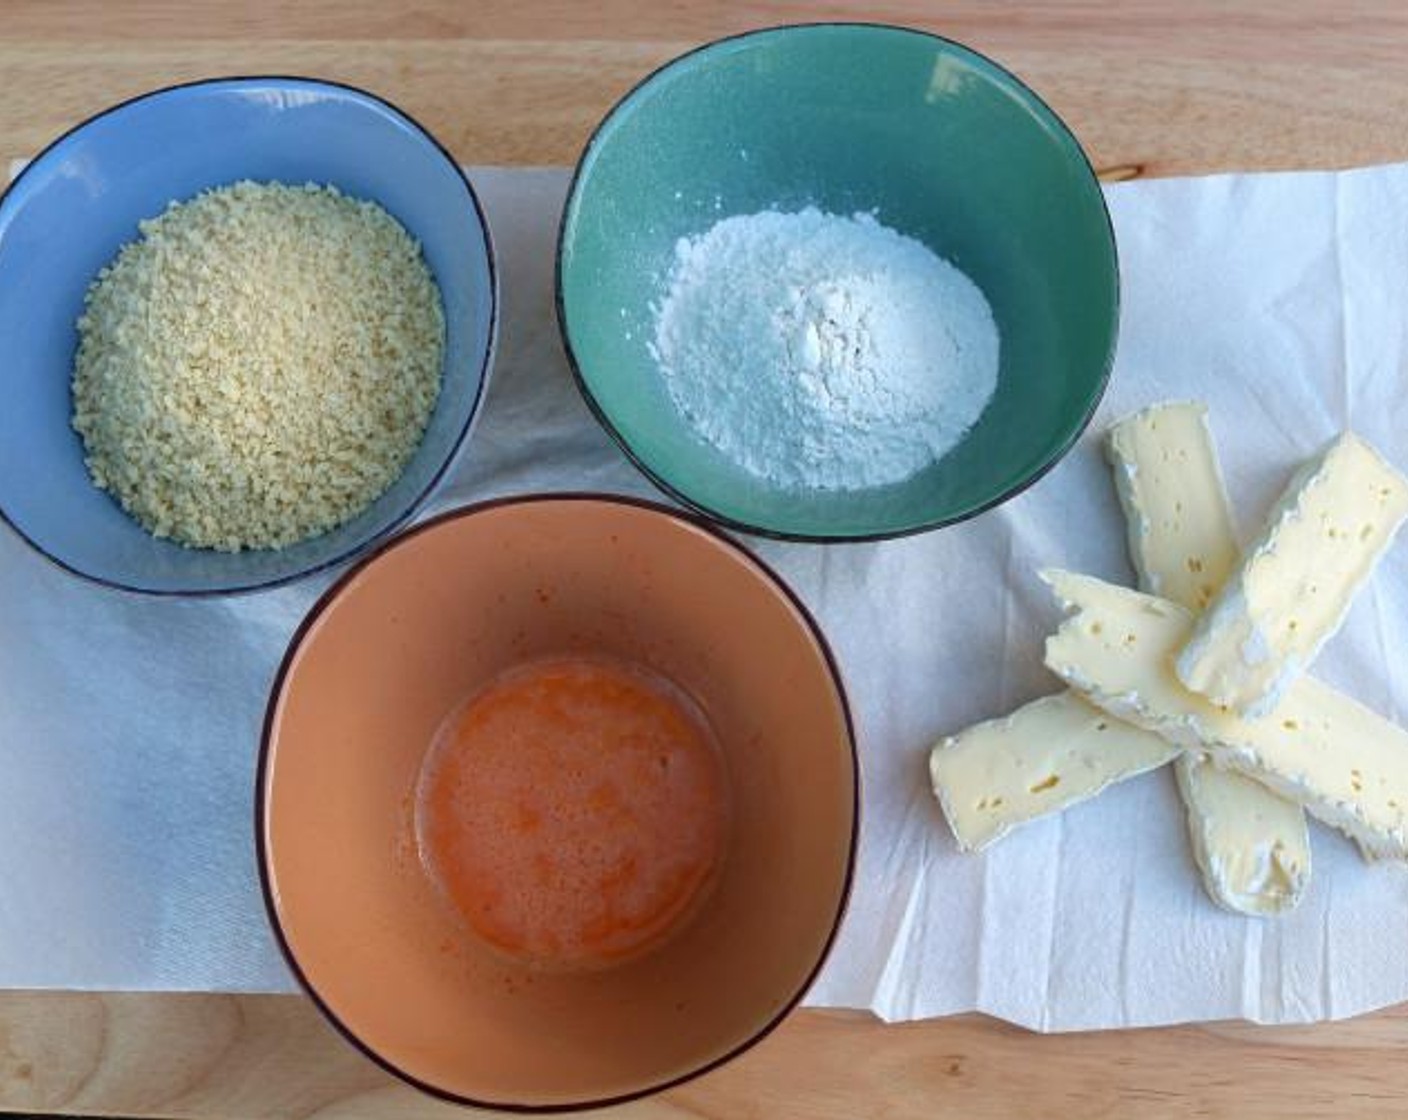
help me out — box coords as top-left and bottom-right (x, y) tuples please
(1174, 755), (1309, 915)
(1106, 401), (1311, 916)
(1043, 570), (1408, 860)
(1105, 401), (1240, 611)
(929, 691), (1179, 851)
(1175, 433), (1408, 717)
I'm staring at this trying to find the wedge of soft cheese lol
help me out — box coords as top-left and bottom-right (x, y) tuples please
(1107, 401), (1309, 915)
(929, 691), (1179, 851)
(1173, 755), (1308, 913)
(1106, 401), (1241, 612)
(1175, 433), (1408, 717)
(1044, 570), (1408, 860)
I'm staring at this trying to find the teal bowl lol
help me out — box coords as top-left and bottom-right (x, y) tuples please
(557, 24), (1118, 540)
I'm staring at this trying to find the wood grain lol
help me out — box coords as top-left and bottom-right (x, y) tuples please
(3, 3), (1408, 176)
(5, 3), (1408, 1117)
(6, 993), (1408, 1120)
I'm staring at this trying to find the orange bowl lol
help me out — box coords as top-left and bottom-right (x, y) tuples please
(257, 495), (858, 1110)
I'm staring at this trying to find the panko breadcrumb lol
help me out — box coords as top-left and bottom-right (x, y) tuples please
(71, 180), (445, 552)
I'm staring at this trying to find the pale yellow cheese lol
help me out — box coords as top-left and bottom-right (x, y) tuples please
(1176, 433), (1408, 716)
(1045, 571), (1408, 860)
(1174, 755), (1309, 914)
(929, 692), (1178, 851)
(1106, 401), (1310, 915)
(1106, 401), (1241, 612)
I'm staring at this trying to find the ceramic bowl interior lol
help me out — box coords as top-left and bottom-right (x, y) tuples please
(558, 23), (1117, 540)
(0, 77), (495, 593)
(258, 496), (857, 1110)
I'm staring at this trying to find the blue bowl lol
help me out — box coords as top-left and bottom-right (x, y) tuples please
(0, 77), (496, 594)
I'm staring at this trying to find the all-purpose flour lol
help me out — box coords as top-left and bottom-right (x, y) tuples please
(650, 208), (1000, 491)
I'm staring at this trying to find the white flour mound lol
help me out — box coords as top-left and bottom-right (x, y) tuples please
(650, 207), (1000, 492)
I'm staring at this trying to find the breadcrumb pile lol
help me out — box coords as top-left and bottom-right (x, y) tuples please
(71, 180), (445, 552)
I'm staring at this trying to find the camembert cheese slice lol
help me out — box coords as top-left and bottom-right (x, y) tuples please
(1175, 433), (1408, 717)
(1174, 754), (1308, 914)
(1044, 570), (1408, 860)
(929, 692), (1178, 851)
(1107, 402), (1309, 915)
(1106, 401), (1240, 612)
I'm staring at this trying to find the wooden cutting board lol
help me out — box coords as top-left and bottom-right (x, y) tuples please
(5, 3), (1408, 1117)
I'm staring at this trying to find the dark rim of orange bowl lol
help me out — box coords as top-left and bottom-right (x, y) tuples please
(0, 74), (498, 597)
(555, 22), (1120, 543)
(254, 492), (861, 1114)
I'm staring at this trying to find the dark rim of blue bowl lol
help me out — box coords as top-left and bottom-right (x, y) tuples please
(0, 74), (498, 596)
(255, 491), (861, 1114)
(555, 22), (1120, 543)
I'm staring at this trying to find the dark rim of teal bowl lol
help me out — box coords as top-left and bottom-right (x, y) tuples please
(555, 22), (1120, 543)
(255, 492), (861, 1114)
(0, 75), (498, 596)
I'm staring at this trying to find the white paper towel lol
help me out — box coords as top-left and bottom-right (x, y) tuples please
(4, 162), (1408, 1031)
